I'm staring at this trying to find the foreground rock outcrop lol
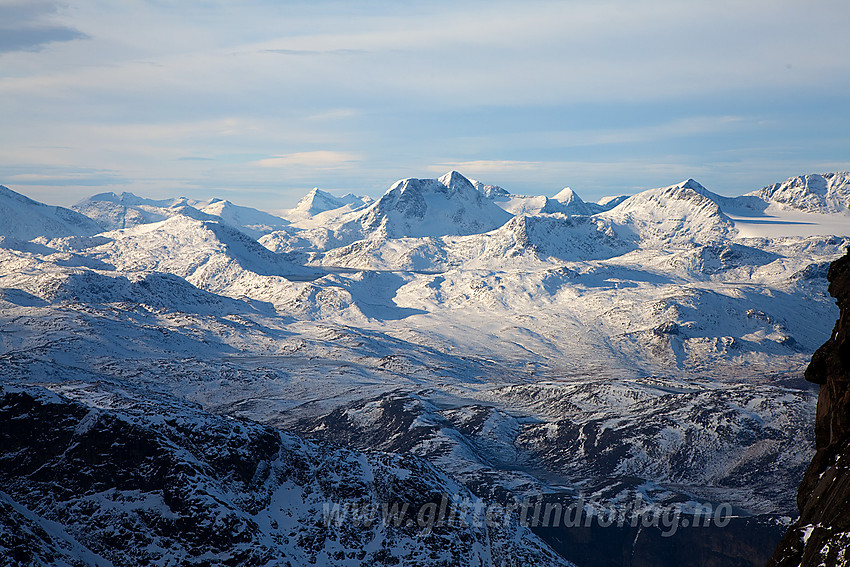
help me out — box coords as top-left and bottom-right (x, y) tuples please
(0, 384), (570, 567)
(769, 248), (850, 566)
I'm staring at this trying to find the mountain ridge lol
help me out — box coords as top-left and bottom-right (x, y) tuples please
(0, 185), (103, 241)
(2, 171), (850, 566)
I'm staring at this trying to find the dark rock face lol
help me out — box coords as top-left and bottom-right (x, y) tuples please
(0, 384), (569, 566)
(769, 249), (850, 566)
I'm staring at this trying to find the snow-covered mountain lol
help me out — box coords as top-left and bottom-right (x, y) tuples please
(748, 172), (850, 214)
(550, 187), (604, 215)
(600, 179), (737, 246)
(0, 185), (102, 241)
(73, 191), (212, 230)
(74, 191), (292, 239)
(481, 183), (632, 219)
(2, 171), (850, 566)
(319, 213), (634, 271)
(67, 215), (318, 306)
(284, 187), (372, 220)
(471, 179), (511, 199)
(199, 198), (290, 239)
(354, 171), (513, 238)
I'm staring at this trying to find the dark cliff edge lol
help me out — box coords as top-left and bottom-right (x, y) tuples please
(769, 248), (850, 566)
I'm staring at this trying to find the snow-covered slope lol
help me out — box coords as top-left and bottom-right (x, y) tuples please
(3, 171), (850, 566)
(597, 194), (630, 210)
(284, 187), (371, 220)
(748, 172), (850, 214)
(199, 198), (290, 239)
(469, 213), (633, 262)
(490, 194), (553, 216)
(551, 187), (604, 215)
(471, 179), (510, 199)
(318, 214), (633, 271)
(354, 171), (513, 238)
(47, 215), (319, 310)
(0, 185), (102, 241)
(0, 383), (569, 567)
(600, 179), (737, 246)
(75, 191), (292, 239)
(72, 191), (212, 231)
(486, 187), (603, 217)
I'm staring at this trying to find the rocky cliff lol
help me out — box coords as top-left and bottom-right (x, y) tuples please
(0, 384), (570, 566)
(769, 248), (850, 566)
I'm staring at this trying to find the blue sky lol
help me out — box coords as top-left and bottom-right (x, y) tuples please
(1, 0), (849, 210)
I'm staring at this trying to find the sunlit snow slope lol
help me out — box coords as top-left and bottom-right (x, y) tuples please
(2, 170), (849, 566)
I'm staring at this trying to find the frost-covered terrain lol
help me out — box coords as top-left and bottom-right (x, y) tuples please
(2, 171), (849, 566)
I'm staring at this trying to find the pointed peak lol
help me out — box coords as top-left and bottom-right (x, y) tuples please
(677, 179), (708, 192)
(438, 171), (474, 191)
(295, 187), (328, 205)
(290, 186), (356, 217)
(552, 187), (583, 204)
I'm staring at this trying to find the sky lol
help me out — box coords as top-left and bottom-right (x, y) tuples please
(1, 0), (849, 211)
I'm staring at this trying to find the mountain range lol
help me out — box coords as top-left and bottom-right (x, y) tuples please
(2, 170), (849, 566)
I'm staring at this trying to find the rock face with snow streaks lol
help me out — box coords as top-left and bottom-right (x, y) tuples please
(0, 384), (570, 567)
(752, 172), (850, 214)
(769, 247), (850, 567)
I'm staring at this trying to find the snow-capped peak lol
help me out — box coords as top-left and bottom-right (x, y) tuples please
(552, 187), (579, 203)
(550, 187), (602, 215)
(601, 179), (736, 246)
(437, 170), (477, 193)
(748, 172), (850, 214)
(355, 171), (513, 238)
(676, 178), (708, 192)
(289, 187), (369, 218)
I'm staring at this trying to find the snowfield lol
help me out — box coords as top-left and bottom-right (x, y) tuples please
(1, 170), (849, 565)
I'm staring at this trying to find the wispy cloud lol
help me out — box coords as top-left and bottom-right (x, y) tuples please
(0, 1), (848, 209)
(0, 164), (125, 187)
(256, 151), (361, 169)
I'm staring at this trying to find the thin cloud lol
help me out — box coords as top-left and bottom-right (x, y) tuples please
(256, 151), (361, 169)
(3, 170), (125, 187)
(1, 1), (848, 209)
